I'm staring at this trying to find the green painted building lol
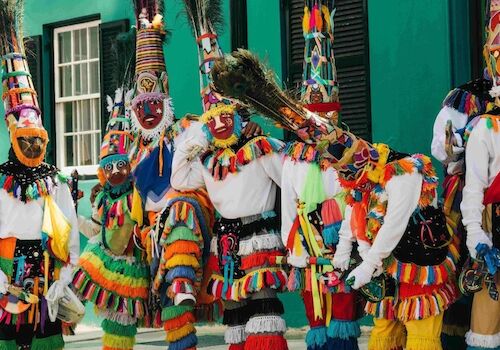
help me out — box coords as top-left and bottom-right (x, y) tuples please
(0, 0), (481, 326)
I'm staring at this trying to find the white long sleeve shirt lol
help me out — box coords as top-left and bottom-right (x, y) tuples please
(362, 172), (423, 269)
(281, 158), (342, 249)
(171, 134), (284, 219)
(461, 118), (500, 239)
(0, 181), (80, 265)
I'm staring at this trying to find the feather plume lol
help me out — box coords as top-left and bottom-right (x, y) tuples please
(113, 28), (137, 91)
(211, 49), (333, 133)
(132, 0), (165, 22)
(0, 0), (25, 55)
(182, 0), (224, 38)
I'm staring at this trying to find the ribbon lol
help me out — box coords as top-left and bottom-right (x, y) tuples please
(222, 255), (235, 296)
(476, 243), (500, 275)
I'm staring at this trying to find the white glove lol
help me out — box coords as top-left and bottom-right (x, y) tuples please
(447, 159), (464, 176)
(0, 269), (8, 295)
(179, 135), (209, 158)
(46, 265), (74, 322)
(346, 261), (376, 290)
(332, 238), (353, 271)
(357, 242), (384, 277)
(287, 254), (308, 268)
(467, 227), (493, 259)
(59, 264), (75, 285)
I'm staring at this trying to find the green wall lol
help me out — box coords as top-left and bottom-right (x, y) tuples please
(367, 0), (453, 156)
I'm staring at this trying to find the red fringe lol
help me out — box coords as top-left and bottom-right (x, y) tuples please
(229, 343), (245, 350)
(240, 251), (282, 270)
(163, 311), (195, 331)
(244, 335), (288, 350)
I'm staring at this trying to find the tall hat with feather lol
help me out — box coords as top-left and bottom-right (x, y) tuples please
(129, 0), (173, 141)
(99, 30), (136, 175)
(182, 0), (230, 112)
(182, 0), (242, 149)
(0, 0), (48, 167)
(485, 0), (500, 103)
(301, 0), (340, 122)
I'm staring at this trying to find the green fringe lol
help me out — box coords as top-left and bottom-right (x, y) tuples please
(164, 227), (199, 245)
(102, 319), (138, 337)
(161, 305), (193, 321)
(0, 257), (13, 277)
(83, 241), (150, 279)
(0, 340), (16, 350)
(31, 334), (64, 350)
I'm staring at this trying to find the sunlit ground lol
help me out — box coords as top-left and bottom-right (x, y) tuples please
(64, 325), (371, 349)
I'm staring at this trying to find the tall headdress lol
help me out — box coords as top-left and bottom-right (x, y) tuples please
(485, 0), (500, 103)
(301, 0), (340, 122)
(129, 0), (173, 141)
(98, 29), (136, 185)
(183, 0), (241, 148)
(0, 0), (48, 167)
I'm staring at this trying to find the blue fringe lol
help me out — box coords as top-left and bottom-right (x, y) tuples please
(166, 266), (196, 282)
(168, 333), (198, 350)
(327, 338), (359, 350)
(322, 222), (340, 247)
(306, 326), (328, 349)
(327, 320), (361, 340)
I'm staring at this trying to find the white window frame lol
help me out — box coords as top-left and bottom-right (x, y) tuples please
(53, 20), (101, 176)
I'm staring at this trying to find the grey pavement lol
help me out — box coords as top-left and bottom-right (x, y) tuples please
(64, 326), (370, 349)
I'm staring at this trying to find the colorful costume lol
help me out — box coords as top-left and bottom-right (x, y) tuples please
(171, 99), (288, 349)
(460, 2), (500, 348)
(127, 2), (214, 349)
(72, 88), (150, 350)
(432, 75), (493, 349)
(281, 2), (361, 349)
(0, 2), (80, 349)
(210, 49), (459, 350)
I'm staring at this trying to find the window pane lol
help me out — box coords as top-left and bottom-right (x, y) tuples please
(80, 134), (92, 165)
(63, 102), (74, 132)
(93, 98), (100, 130)
(89, 61), (99, 94)
(73, 30), (80, 61)
(80, 99), (91, 131)
(81, 62), (88, 95)
(74, 64), (80, 95)
(65, 136), (74, 167)
(89, 27), (99, 59)
(73, 29), (88, 61)
(58, 31), (71, 63)
(75, 63), (88, 96)
(59, 66), (72, 97)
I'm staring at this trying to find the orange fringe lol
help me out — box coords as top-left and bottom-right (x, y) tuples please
(78, 258), (149, 299)
(163, 241), (202, 260)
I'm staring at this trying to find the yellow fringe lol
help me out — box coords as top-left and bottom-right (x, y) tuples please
(164, 254), (200, 269)
(406, 337), (442, 350)
(166, 322), (196, 343)
(200, 104), (235, 123)
(102, 333), (135, 349)
(368, 334), (406, 350)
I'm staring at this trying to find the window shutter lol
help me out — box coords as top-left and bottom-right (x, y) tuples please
(230, 0), (248, 50)
(99, 19), (130, 130)
(283, 0), (372, 141)
(24, 35), (43, 113)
